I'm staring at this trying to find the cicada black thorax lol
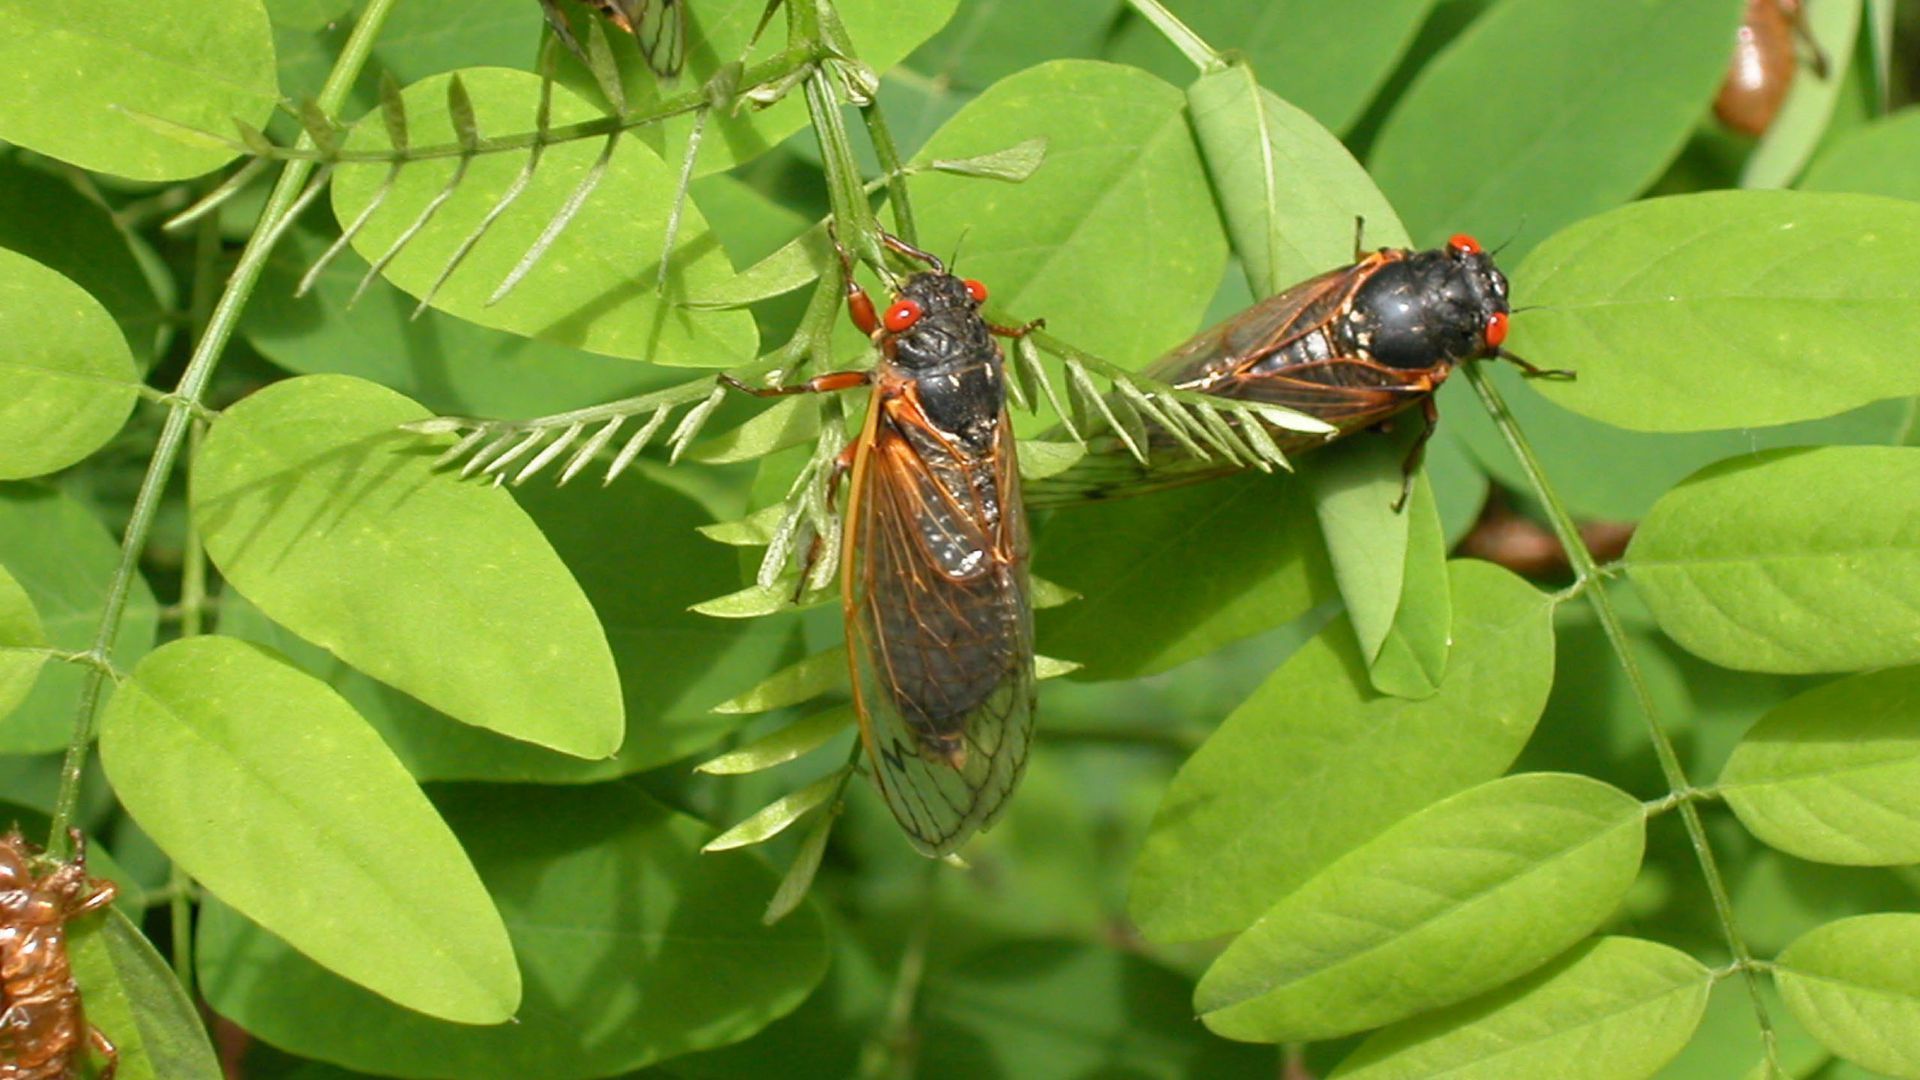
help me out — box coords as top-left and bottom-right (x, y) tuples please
(879, 270), (1014, 558)
(1336, 242), (1512, 375)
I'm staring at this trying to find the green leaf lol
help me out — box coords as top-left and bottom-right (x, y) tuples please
(1740, 0), (1861, 188)
(0, 487), (158, 754)
(917, 940), (1271, 1078)
(1776, 913), (1920, 1078)
(0, 249), (139, 479)
(69, 908), (222, 1080)
(1370, 0), (1745, 257)
(909, 61), (1227, 376)
(0, 157), (170, 369)
(1197, 773), (1646, 1042)
(246, 224), (675, 418)
(1034, 472), (1335, 681)
(0, 0), (275, 180)
(1130, 560), (1556, 942)
(1185, 64), (1408, 298)
(197, 783), (829, 1077)
(1109, 0), (1439, 134)
(1514, 190), (1920, 432)
(1627, 446), (1920, 673)
(705, 770), (845, 851)
(1719, 666), (1920, 865)
(1307, 434), (1450, 698)
(696, 708), (853, 775)
(191, 375), (623, 758)
(712, 649), (848, 715)
(0, 564), (47, 726)
(1802, 106), (1920, 200)
(1331, 937), (1713, 1079)
(1367, 473), (1452, 698)
(1656, 978), (1828, 1080)
(330, 68), (757, 367)
(99, 636), (520, 1023)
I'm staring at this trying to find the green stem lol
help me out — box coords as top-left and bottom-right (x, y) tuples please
(805, 69), (880, 269)
(861, 102), (917, 246)
(1464, 366), (1780, 1073)
(44, 0), (403, 855)
(1123, 0), (1226, 73)
(239, 47), (818, 165)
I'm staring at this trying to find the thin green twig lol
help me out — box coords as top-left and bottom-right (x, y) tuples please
(45, 0), (403, 854)
(861, 102), (917, 246)
(1122, 0), (1226, 73)
(1464, 366), (1781, 1074)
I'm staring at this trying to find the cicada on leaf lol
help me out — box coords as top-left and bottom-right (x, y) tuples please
(724, 232), (1038, 857)
(1029, 232), (1571, 508)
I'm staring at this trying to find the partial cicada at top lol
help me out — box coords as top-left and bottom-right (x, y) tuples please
(1030, 231), (1571, 508)
(538, 0), (686, 79)
(1715, 0), (1828, 137)
(724, 231), (1038, 858)
(1, 829), (118, 1080)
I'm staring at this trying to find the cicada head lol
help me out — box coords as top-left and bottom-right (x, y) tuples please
(1349, 234), (1511, 371)
(881, 271), (996, 372)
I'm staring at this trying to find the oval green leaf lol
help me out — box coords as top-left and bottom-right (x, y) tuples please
(0, 487), (158, 754)
(196, 782), (829, 1077)
(1198, 773), (1645, 1043)
(330, 68), (757, 367)
(0, 564), (47, 727)
(0, 249), (139, 479)
(909, 60), (1227, 373)
(0, 0), (276, 180)
(1307, 435), (1450, 698)
(98, 635), (520, 1023)
(1801, 106), (1920, 201)
(1369, 0), (1743, 256)
(69, 908), (222, 1080)
(1720, 666), (1920, 865)
(1332, 937), (1713, 1079)
(1776, 913), (1920, 1078)
(1627, 446), (1920, 674)
(1185, 64), (1408, 298)
(191, 374), (623, 757)
(1513, 191), (1920, 432)
(1130, 560), (1556, 942)
(0, 157), (170, 369)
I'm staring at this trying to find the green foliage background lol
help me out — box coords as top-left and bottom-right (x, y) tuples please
(2, 0), (1920, 1077)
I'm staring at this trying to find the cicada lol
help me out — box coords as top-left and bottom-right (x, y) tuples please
(538, 0), (686, 78)
(724, 233), (1037, 857)
(1716, 0), (1827, 137)
(0, 829), (118, 1080)
(1031, 232), (1570, 507)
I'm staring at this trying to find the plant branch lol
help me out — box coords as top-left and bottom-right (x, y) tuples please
(45, 0), (402, 854)
(1123, 0), (1226, 73)
(860, 102), (917, 246)
(1463, 365), (1781, 1073)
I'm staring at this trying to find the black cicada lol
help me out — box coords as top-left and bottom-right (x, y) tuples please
(725, 232), (1037, 857)
(1032, 232), (1570, 507)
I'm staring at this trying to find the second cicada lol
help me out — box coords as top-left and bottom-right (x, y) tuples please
(725, 232), (1037, 858)
(1032, 232), (1570, 507)
(0, 829), (118, 1080)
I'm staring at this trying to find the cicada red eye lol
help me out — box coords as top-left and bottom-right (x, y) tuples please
(1449, 233), (1483, 256)
(883, 298), (923, 333)
(1486, 311), (1510, 348)
(964, 279), (989, 304)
